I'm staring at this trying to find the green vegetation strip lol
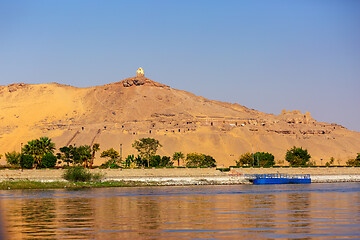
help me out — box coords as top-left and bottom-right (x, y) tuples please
(0, 180), (154, 190)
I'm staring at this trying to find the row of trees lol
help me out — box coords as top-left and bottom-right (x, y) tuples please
(99, 138), (216, 168)
(57, 144), (100, 168)
(3, 137), (359, 168)
(4, 137), (58, 169)
(236, 146), (312, 167)
(3, 137), (217, 169)
(235, 147), (360, 167)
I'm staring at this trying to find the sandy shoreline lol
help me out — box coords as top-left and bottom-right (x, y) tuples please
(0, 167), (359, 185)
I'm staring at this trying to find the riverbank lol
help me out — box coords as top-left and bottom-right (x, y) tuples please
(0, 167), (359, 190)
(0, 180), (155, 190)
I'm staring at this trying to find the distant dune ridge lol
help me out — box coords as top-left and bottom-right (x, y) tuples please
(0, 68), (359, 167)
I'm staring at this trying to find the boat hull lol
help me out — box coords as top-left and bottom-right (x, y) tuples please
(253, 178), (311, 185)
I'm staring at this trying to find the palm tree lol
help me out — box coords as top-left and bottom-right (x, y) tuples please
(58, 146), (73, 166)
(70, 145), (92, 167)
(78, 145), (92, 168)
(22, 137), (55, 167)
(173, 152), (185, 167)
(39, 137), (55, 153)
(90, 143), (100, 168)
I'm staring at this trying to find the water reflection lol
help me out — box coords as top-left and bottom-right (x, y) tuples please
(58, 197), (95, 239)
(1, 183), (360, 239)
(136, 196), (161, 237)
(287, 192), (311, 237)
(245, 193), (276, 231)
(20, 198), (57, 238)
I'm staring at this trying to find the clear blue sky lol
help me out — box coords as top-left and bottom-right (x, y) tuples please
(1, 0), (359, 131)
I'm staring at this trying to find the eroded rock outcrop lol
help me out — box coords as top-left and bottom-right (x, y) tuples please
(119, 77), (169, 88)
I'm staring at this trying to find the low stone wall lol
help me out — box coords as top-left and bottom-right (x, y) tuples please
(0, 168), (225, 182)
(229, 167), (360, 175)
(0, 167), (359, 184)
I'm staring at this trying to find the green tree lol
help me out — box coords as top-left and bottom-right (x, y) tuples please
(100, 148), (121, 168)
(186, 153), (216, 167)
(134, 155), (147, 167)
(100, 148), (120, 161)
(5, 151), (21, 166)
(90, 143), (100, 169)
(124, 154), (134, 168)
(173, 152), (184, 166)
(149, 155), (161, 167)
(285, 146), (311, 166)
(57, 146), (73, 166)
(132, 138), (162, 168)
(203, 155), (216, 167)
(20, 154), (34, 169)
(186, 153), (204, 167)
(72, 145), (92, 167)
(236, 152), (253, 166)
(41, 153), (57, 168)
(346, 153), (360, 166)
(149, 155), (174, 167)
(253, 152), (275, 167)
(160, 156), (173, 167)
(22, 137), (55, 167)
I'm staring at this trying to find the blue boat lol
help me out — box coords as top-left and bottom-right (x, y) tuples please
(245, 173), (311, 185)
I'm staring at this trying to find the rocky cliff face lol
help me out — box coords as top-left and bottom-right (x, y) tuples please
(119, 76), (169, 88)
(0, 76), (359, 166)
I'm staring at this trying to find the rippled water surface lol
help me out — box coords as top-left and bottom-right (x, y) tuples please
(1, 183), (360, 239)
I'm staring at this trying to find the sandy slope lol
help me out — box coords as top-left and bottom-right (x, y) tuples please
(0, 75), (359, 167)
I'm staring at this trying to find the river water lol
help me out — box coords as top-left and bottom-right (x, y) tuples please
(0, 183), (359, 239)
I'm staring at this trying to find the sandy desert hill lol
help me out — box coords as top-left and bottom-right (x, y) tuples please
(0, 70), (359, 167)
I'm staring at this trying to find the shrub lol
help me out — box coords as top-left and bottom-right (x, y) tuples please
(0, 165), (20, 169)
(236, 152), (275, 167)
(62, 166), (103, 182)
(186, 153), (204, 167)
(186, 153), (216, 167)
(5, 151), (21, 166)
(20, 154), (34, 169)
(346, 153), (360, 166)
(285, 146), (311, 166)
(100, 160), (122, 169)
(41, 153), (57, 168)
(236, 152), (253, 166)
(216, 168), (230, 172)
(149, 155), (174, 167)
(123, 155), (134, 168)
(100, 148), (121, 168)
(308, 160), (316, 166)
(149, 155), (161, 167)
(162, 156), (174, 167)
(203, 155), (216, 167)
(134, 155), (147, 167)
(325, 157), (335, 167)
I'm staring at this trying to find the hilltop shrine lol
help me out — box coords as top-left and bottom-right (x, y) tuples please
(137, 67), (144, 77)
